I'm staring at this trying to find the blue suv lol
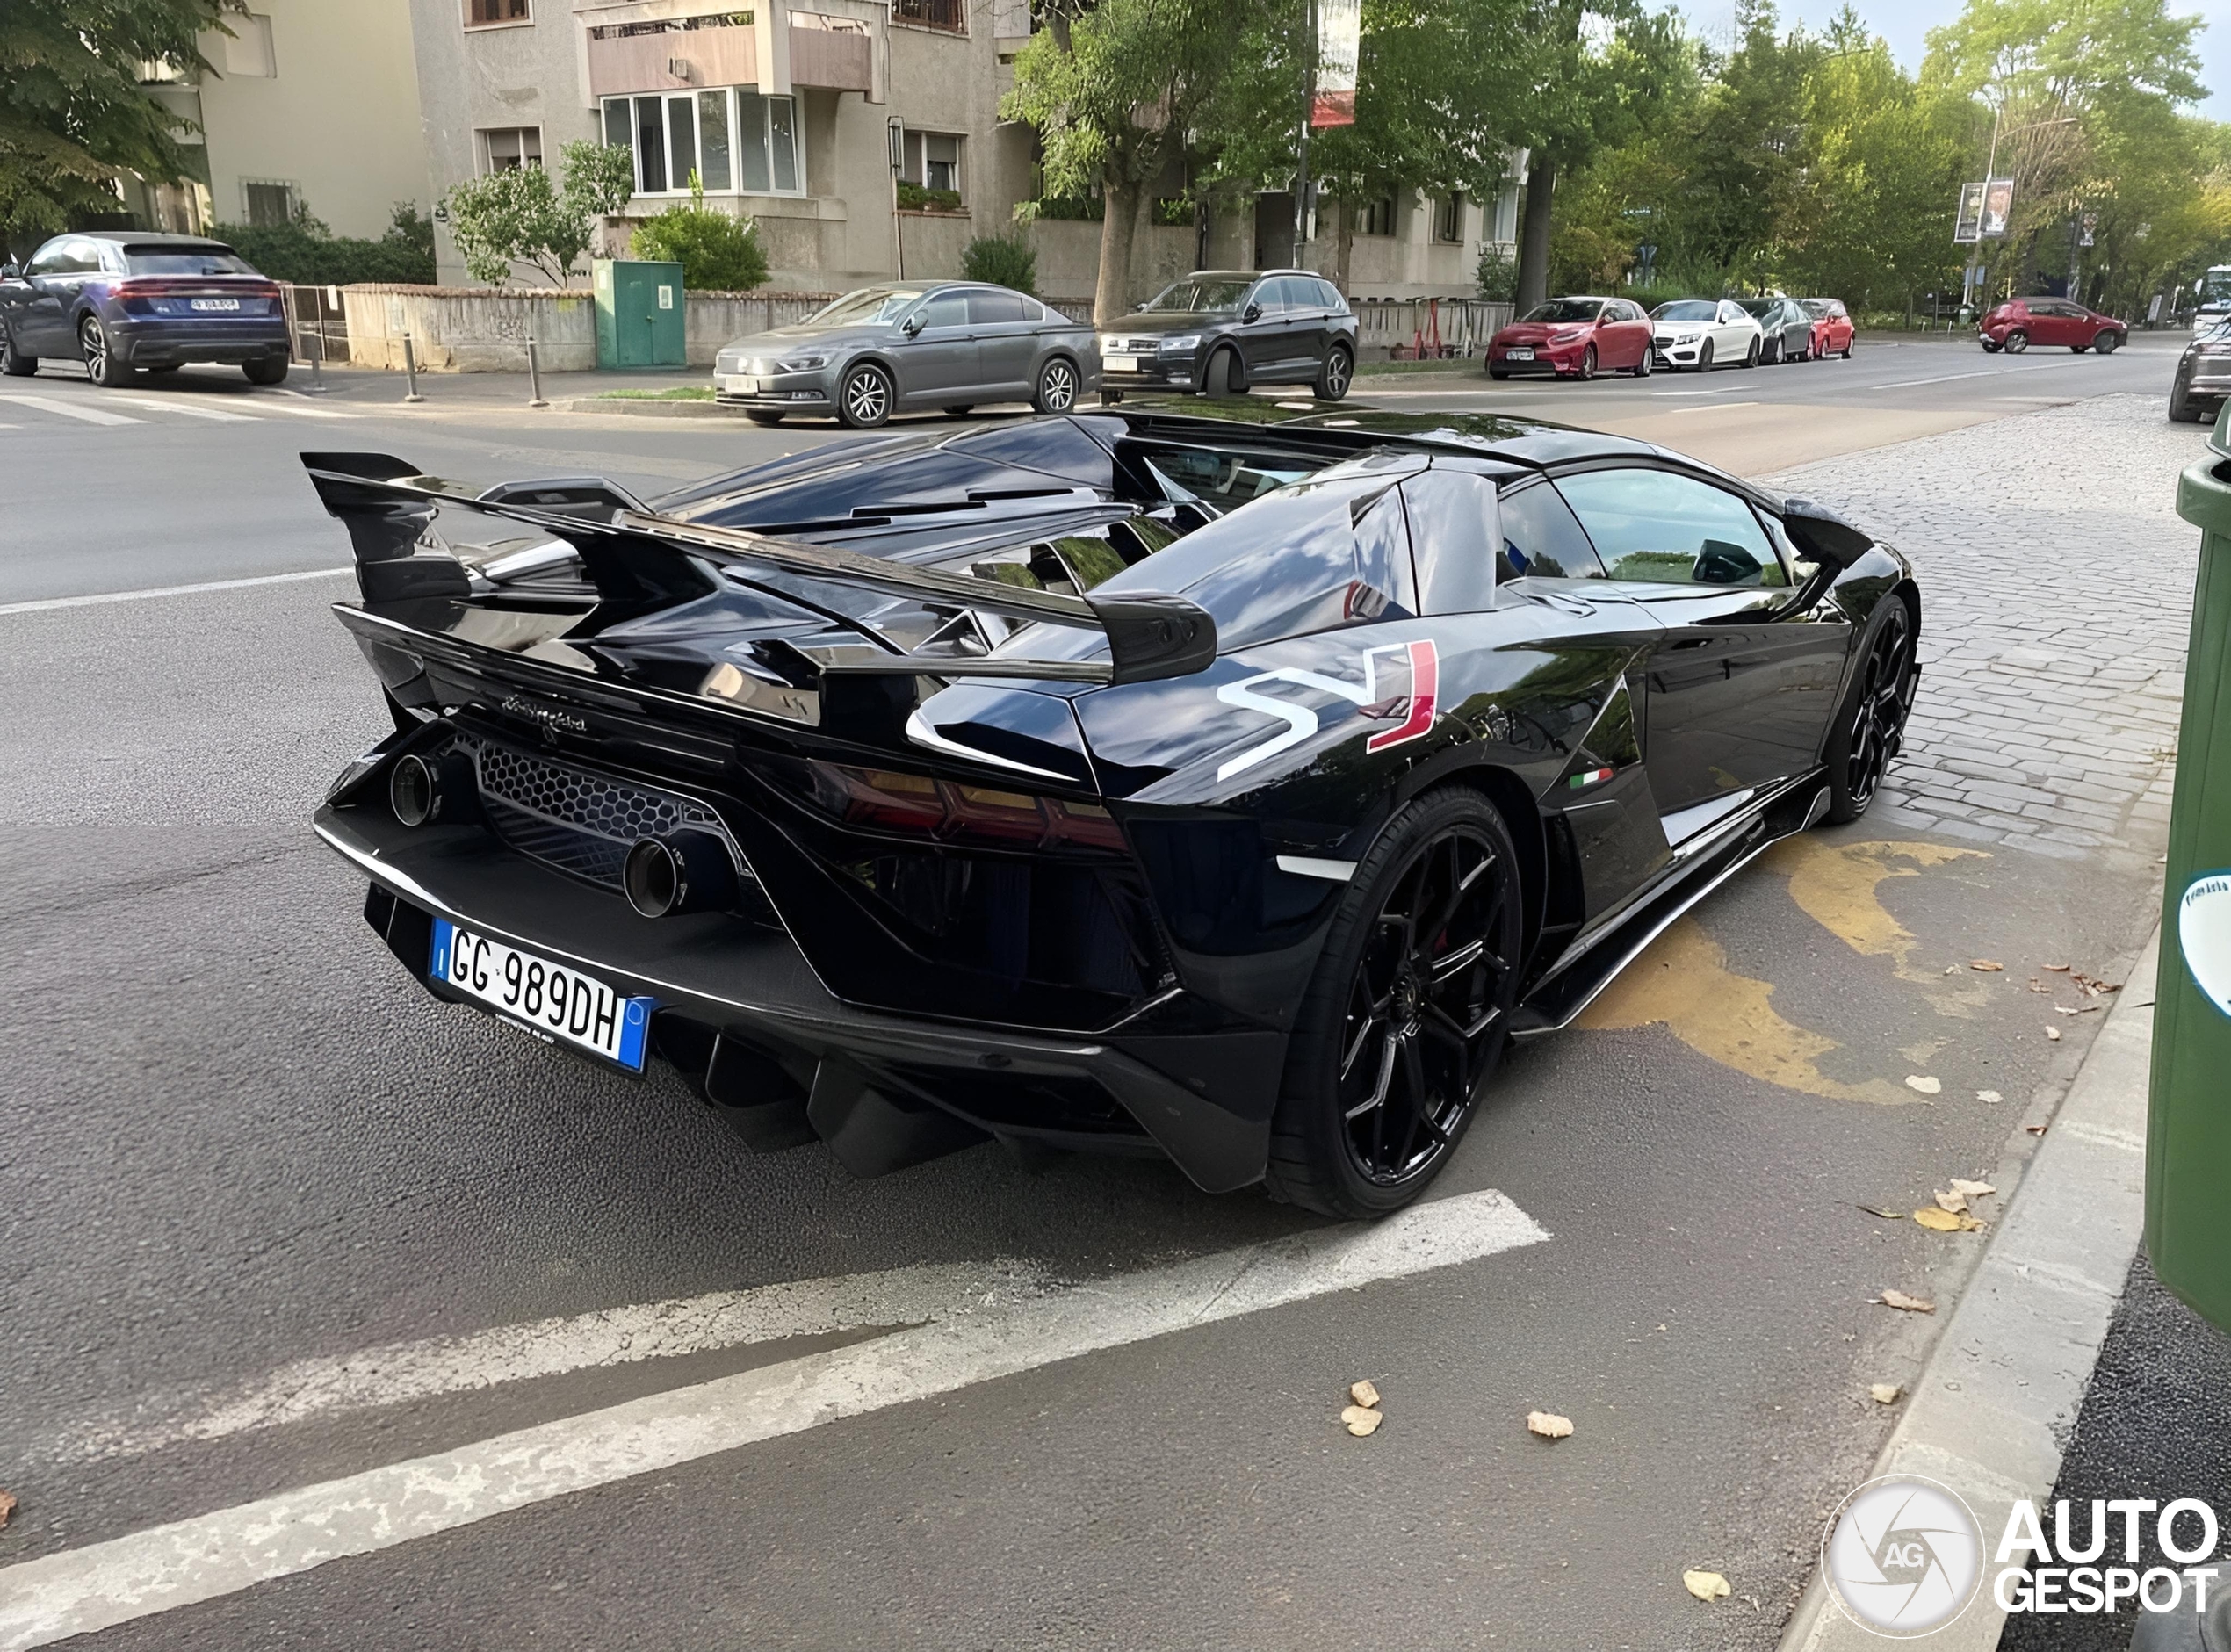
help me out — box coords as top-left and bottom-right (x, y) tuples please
(0, 231), (292, 387)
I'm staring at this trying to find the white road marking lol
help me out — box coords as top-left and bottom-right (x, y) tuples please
(1651, 386), (1746, 397)
(65, 1260), (1065, 1463)
(1667, 400), (1760, 414)
(111, 396), (258, 422)
(239, 396), (358, 418)
(0, 393), (143, 427)
(0, 1190), (1546, 1649)
(1865, 362), (2075, 390)
(0, 567), (351, 618)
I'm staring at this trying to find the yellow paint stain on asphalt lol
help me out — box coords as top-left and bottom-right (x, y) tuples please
(1762, 837), (1996, 1011)
(1578, 917), (1912, 1103)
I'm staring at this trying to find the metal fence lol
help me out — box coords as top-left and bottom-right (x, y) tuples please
(278, 284), (349, 368)
(1354, 298), (1513, 359)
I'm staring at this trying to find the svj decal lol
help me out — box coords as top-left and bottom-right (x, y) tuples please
(1214, 639), (1440, 783)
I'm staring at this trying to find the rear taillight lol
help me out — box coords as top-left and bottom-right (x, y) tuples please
(810, 762), (1125, 852)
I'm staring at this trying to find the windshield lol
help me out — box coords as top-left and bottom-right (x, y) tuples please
(1801, 299), (1832, 317)
(2200, 269), (2231, 307)
(126, 249), (255, 275)
(809, 287), (923, 327)
(1737, 299), (1780, 318)
(1141, 278), (1254, 314)
(1523, 299), (1603, 324)
(1654, 300), (1717, 322)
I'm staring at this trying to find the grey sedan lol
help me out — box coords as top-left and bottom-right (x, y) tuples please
(713, 282), (1101, 429)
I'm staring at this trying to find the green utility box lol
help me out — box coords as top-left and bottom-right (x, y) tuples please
(593, 259), (685, 370)
(2151, 400), (2231, 1332)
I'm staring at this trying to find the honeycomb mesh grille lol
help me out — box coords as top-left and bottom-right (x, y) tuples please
(465, 739), (745, 892)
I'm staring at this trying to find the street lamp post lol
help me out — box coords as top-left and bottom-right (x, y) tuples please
(1963, 111), (2079, 311)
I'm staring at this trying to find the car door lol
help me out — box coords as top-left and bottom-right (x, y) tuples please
(892, 290), (977, 405)
(965, 288), (1036, 399)
(1282, 278), (1335, 378)
(1552, 465), (1852, 820)
(1714, 301), (1751, 362)
(16, 239), (84, 355)
(1236, 278), (1296, 381)
(1610, 301), (1650, 368)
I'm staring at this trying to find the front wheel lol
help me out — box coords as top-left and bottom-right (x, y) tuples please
(837, 362), (893, 429)
(1264, 789), (1527, 1219)
(1695, 340), (1715, 372)
(1823, 598), (1917, 824)
(2096, 331), (2120, 355)
(1576, 343), (1597, 381)
(2170, 379), (2205, 422)
(1315, 344), (1353, 401)
(1631, 346), (1652, 378)
(1203, 346), (1241, 399)
(0, 324), (33, 377)
(81, 317), (132, 387)
(1032, 356), (1079, 414)
(1742, 335), (1759, 368)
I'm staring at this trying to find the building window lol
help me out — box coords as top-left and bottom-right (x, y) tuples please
(903, 132), (962, 196)
(242, 179), (298, 226)
(221, 13), (277, 76)
(1357, 196), (1397, 236)
(1434, 193), (1464, 242)
(603, 89), (799, 197)
(892, 0), (965, 31)
(480, 127), (543, 172)
(466, 0), (531, 25)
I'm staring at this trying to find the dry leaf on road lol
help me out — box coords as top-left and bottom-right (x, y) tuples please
(1859, 1204), (1906, 1220)
(1684, 1569), (1732, 1602)
(0, 1489), (13, 1529)
(1949, 1178), (1996, 1200)
(1904, 1075), (1942, 1095)
(1869, 1383), (1904, 1404)
(2046, 1027), (2063, 1041)
(1977, 1090), (2004, 1104)
(1527, 1411), (1575, 1439)
(1340, 1404), (1382, 1437)
(2027, 1124), (2049, 1136)
(1933, 1188), (1968, 1214)
(1349, 1379), (1380, 1409)
(1880, 1289), (1937, 1313)
(2027, 978), (2050, 993)
(2043, 963), (2071, 972)
(1913, 1206), (1964, 1231)
(1969, 959), (2005, 972)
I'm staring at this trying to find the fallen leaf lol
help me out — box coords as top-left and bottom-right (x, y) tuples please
(1969, 959), (2005, 972)
(2027, 978), (2051, 993)
(2055, 1004), (2101, 1016)
(1684, 1569), (1733, 1602)
(1977, 1089), (2004, 1104)
(1881, 1289), (1938, 1313)
(1913, 1206), (1965, 1230)
(1350, 1379), (1381, 1409)
(2027, 1124), (2049, 1136)
(1933, 1188), (1968, 1214)
(1943, 965), (1961, 976)
(1904, 1075), (1942, 1095)
(1869, 1382), (1904, 1404)
(2046, 1027), (2062, 1041)
(0, 1489), (12, 1528)
(1859, 1204), (1906, 1220)
(2043, 963), (2071, 972)
(1527, 1410), (1575, 1439)
(1341, 1404), (1383, 1437)
(1949, 1178), (1996, 1200)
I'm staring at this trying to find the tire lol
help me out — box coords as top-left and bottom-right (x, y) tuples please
(837, 362), (893, 429)
(2170, 379), (2205, 422)
(1203, 346), (1241, 399)
(1264, 788), (1527, 1220)
(80, 317), (132, 387)
(1630, 346), (1652, 379)
(1032, 355), (1079, 414)
(1488, 368), (1510, 381)
(0, 324), (32, 377)
(1577, 344), (1597, 381)
(1840, 339), (1852, 359)
(745, 410), (785, 426)
(1100, 388), (1124, 405)
(942, 405), (974, 417)
(1823, 597), (1917, 825)
(1762, 337), (1780, 366)
(1742, 335), (1759, 368)
(2004, 329), (2028, 354)
(2070, 343), (2089, 354)
(1315, 344), (1353, 401)
(1695, 340), (1714, 372)
(242, 356), (287, 386)
(1981, 340), (2002, 353)
(2096, 330), (2120, 355)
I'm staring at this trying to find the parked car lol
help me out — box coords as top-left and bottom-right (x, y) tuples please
(2170, 318), (2231, 422)
(1650, 299), (1763, 372)
(305, 401), (1917, 1216)
(1096, 270), (1357, 401)
(712, 282), (1097, 429)
(1978, 297), (2126, 355)
(1738, 297), (1815, 364)
(0, 231), (290, 386)
(1485, 296), (1655, 379)
(1801, 298), (1855, 358)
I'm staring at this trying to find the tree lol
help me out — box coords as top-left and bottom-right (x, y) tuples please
(1003, 0), (1269, 321)
(630, 173), (769, 292)
(0, 0), (242, 245)
(442, 141), (634, 287)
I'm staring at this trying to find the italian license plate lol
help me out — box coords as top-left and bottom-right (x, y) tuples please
(724, 374), (760, 394)
(1505, 347), (1534, 361)
(429, 918), (653, 1072)
(190, 298), (242, 312)
(1104, 355), (1139, 373)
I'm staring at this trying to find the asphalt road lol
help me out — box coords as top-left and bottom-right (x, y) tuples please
(0, 333), (2199, 1649)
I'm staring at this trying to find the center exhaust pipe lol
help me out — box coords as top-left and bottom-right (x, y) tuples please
(623, 830), (737, 918)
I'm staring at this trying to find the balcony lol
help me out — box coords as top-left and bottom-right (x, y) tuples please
(892, 0), (965, 32)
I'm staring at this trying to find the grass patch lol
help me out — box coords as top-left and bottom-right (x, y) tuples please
(591, 386), (717, 400)
(1356, 357), (1485, 377)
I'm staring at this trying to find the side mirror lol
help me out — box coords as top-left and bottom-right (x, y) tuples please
(1243, 303), (1262, 324)
(901, 314), (925, 337)
(1779, 496), (1873, 571)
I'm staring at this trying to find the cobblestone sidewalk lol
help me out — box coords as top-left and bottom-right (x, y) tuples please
(1766, 393), (2204, 866)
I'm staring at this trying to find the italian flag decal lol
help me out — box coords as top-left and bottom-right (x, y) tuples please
(1365, 640), (1440, 753)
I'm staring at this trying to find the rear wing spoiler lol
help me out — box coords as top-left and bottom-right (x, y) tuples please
(300, 451), (1216, 686)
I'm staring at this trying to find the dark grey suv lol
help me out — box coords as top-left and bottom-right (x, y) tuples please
(712, 282), (1099, 429)
(1096, 270), (1357, 400)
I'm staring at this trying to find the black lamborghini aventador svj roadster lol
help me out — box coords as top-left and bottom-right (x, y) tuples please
(307, 399), (1918, 1218)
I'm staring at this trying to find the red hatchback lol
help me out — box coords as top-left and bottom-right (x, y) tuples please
(1801, 298), (1853, 358)
(1979, 297), (2126, 355)
(1487, 296), (1655, 379)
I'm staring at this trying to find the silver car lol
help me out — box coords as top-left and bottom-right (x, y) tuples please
(713, 282), (1101, 429)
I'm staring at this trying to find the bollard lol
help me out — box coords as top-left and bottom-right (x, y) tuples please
(2148, 399), (2231, 1334)
(310, 327), (324, 393)
(526, 335), (547, 408)
(402, 333), (425, 404)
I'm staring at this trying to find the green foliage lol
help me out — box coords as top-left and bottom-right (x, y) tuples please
(1023, 195), (1105, 220)
(1475, 243), (1518, 301)
(629, 174), (768, 292)
(212, 201), (436, 285)
(961, 232), (1038, 294)
(895, 180), (964, 213)
(442, 141), (636, 287)
(1152, 195), (1195, 227)
(0, 0), (243, 243)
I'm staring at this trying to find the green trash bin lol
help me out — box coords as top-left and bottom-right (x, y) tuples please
(2151, 400), (2231, 1331)
(593, 258), (685, 370)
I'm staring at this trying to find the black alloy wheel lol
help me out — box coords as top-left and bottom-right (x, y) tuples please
(1577, 343), (1597, 380)
(1316, 344), (1353, 401)
(1823, 599), (1917, 824)
(80, 317), (131, 387)
(838, 362), (894, 429)
(1033, 355), (1079, 413)
(2004, 329), (2029, 354)
(1266, 789), (1525, 1219)
(0, 323), (32, 377)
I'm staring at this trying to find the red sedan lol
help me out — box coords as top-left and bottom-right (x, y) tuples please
(1801, 298), (1853, 358)
(1487, 296), (1655, 380)
(1979, 297), (2126, 355)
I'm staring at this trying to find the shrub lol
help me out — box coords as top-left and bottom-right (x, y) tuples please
(630, 176), (769, 292)
(442, 141), (635, 286)
(896, 181), (964, 213)
(212, 201), (435, 285)
(960, 232), (1036, 296)
(1475, 244), (1517, 303)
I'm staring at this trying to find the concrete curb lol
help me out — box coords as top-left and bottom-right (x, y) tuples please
(565, 397), (741, 419)
(1776, 928), (2158, 1650)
